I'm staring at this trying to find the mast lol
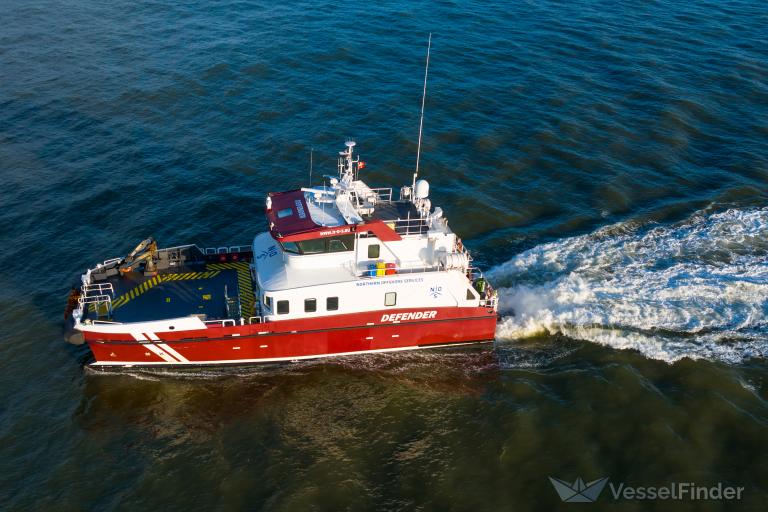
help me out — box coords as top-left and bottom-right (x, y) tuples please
(338, 140), (357, 187)
(413, 33), (432, 193)
(309, 146), (313, 186)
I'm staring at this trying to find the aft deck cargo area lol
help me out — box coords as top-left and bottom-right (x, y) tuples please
(82, 246), (256, 324)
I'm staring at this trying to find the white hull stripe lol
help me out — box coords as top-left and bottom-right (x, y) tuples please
(130, 331), (190, 363)
(157, 343), (189, 362)
(143, 343), (178, 363)
(90, 340), (492, 367)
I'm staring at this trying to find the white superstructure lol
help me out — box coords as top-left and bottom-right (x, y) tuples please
(255, 141), (496, 321)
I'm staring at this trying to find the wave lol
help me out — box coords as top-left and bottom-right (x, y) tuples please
(490, 207), (768, 363)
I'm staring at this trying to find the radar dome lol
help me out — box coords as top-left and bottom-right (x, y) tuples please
(414, 179), (430, 199)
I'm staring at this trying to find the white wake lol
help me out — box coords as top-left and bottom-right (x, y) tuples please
(490, 207), (768, 363)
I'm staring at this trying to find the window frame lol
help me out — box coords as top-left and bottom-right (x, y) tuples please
(296, 237), (326, 255)
(280, 241), (301, 254)
(368, 244), (380, 259)
(326, 297), (339, 311)
(304, 298), (317, 313)
(328, 235), (354, 253)
(384, 292), (397, 307)
(276, 300), (289, 314)
(288, 235), (355, 255)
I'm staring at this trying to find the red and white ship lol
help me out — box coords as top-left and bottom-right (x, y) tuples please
(68, 141), (498, 368)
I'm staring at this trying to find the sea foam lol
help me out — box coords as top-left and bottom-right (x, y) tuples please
(490, 207), (768, 363)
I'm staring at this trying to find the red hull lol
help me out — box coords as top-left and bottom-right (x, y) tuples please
(82, 307), (498, 367)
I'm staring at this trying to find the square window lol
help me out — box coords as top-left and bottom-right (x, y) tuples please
(326, 297), (339, 311)
(277, 207), (293, 218)
(385, 292), (397, 307)
(368, 244), (380, 259)
(277, 300), (289, 314)
(304, 298), (317, 313)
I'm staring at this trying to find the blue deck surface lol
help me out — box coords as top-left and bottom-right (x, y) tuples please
(92, 262), (254, 322)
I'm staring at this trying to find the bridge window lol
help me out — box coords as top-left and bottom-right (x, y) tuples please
(281, 241), (300, 254)
(329, 235), (354, 252)
(286, 235), (355, 255)
(305, 298), (317, 313)
(297, 238), (326, 254)
(327, 297), (339, 311)
(368, 244), (380, 258)
(277, 300), (289, 314)
(385, 292), (397, 307)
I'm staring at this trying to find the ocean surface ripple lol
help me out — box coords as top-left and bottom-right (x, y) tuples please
(1, 0), (768, 510)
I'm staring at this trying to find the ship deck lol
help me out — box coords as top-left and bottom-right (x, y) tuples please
(88, 261), (256, 323)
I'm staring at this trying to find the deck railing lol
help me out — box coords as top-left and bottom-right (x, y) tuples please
(202, 245), (252, 255)
(78, 282), (115, 316)
(386, 217), (431, 236)
(82, 282), (115, 296)
(368, 187), (393, 203)
(204, 319), (236, 327)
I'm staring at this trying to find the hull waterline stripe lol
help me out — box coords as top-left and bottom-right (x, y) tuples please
(90, 340), (493, 367)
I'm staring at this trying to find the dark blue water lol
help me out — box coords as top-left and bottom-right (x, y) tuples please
(1, 0), (767, 510)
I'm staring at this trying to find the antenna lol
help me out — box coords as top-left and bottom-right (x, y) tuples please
(413, 32), (432, 193)
(308, 147), (314, 186)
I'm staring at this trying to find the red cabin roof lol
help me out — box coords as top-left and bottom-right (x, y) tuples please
(265, 189), (401, 243)
(265, 190), (322, 238)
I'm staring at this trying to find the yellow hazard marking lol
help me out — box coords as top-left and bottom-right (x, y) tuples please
(208, 262), (256, 317)
(202, 294), (211, 300)
(107, 270), (221, 310)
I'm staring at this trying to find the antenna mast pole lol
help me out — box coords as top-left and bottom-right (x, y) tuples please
(413, 33), (432, 193)
(309, 147), (314, 186)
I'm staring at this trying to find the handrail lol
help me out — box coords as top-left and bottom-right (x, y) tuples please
(155, 244), (196, 253)
(78, 294), (113, 305)
(202, 245), (251, 255)
(83, 282), (114, 297)
(204, 319), (236, 327)
(368, 187), (393, 203)
(381, 217), (431, 236)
